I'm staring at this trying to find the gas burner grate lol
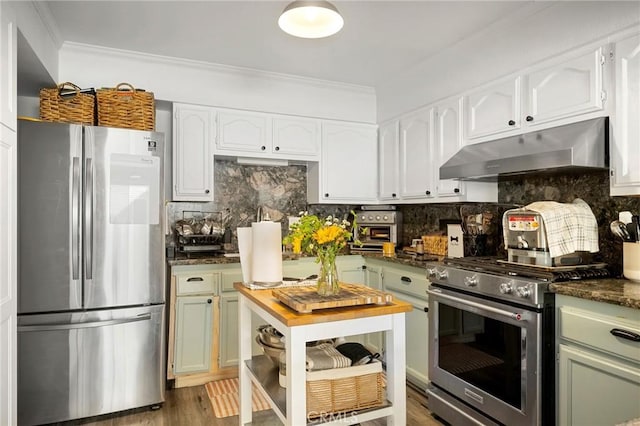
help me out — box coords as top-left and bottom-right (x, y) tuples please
(443, 256), (609, 282)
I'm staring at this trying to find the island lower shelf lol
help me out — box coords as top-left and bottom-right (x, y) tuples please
(246, 355), (393, 425)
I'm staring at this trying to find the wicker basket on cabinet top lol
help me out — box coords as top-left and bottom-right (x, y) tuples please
(96, 83), (155, 130)
(39, 82), (95, 125)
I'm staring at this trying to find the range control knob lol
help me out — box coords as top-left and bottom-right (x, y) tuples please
(368, 215), (374, 221)
(383, 215), (389, 221)
(436, 270), (448, 280)
(516, 286), (531, 298)
(427, 268), (438, 279)
(360, 215), (366, 221)
(376, 215), (381, 220)
(464, 275), (478, 287)
(499, 282), (513, 294)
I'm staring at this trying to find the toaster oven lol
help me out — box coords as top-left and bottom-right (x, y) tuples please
(503, 209), (591, 266)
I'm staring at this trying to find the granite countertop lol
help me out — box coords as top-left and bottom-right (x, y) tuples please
(167, 251), (441, 268)
(167, 252), (640, 309)
(549, 279), (640, 309)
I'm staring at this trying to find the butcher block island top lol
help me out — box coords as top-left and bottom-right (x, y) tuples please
(234, 282), (412, 326)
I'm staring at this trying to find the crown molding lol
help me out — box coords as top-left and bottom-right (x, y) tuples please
(30, 1), (62, 49)
(60, 42), (376, 95)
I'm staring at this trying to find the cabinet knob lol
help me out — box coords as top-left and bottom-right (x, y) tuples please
(392, 193), (396, 197)
(261, 146), (266, 151)
(525, 115), (534, 122)
(324, 193), (329, 197)
(454, 188), (460, 193)
(508, 120), (516, 126)
(205, 189), (210, 194)
(207, 299), (212, 304)
(425, 190), (431, 195)
(275, 146), (280, 151)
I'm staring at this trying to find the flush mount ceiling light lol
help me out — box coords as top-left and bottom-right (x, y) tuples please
(278, 1), (344, 39)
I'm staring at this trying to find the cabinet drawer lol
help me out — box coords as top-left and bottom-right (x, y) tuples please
(176, 273), (217, 295)
(559, 306), (640, 363)
(383, 268), (429, 300)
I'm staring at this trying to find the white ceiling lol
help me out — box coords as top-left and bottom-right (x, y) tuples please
(39, 0), (533, 88)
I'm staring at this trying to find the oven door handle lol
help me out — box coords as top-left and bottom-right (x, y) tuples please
(428, 289), (525, 321)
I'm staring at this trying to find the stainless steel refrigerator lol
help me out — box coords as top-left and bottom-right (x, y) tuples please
(17, 120), (166, 425)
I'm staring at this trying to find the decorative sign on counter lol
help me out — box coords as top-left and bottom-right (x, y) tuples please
(272, 283), (393, 313)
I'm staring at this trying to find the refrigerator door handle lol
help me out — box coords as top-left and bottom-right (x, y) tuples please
(17, 313), (152, 332)
(85, 157), (93, 279)
(72, 157), (81, 280)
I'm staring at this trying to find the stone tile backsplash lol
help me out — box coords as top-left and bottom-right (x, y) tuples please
(168, 161), (639, 277)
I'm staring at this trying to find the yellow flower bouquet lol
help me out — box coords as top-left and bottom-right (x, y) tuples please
(283, 212), (358, 295)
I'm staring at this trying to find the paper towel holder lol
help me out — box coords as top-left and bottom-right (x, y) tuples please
(256, 206), (271, 222)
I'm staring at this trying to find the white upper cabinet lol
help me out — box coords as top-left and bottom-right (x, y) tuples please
(214, 108), (320, 161)
(378, 120), (400, 201)
(0, 2), (16, 129)
(465, 76), (521, 142)
(272, 117), (320, 159)
(465, 47), (606, 145)
(216, 109), (269, 154)
(525, 47), (604, 127)
(611, 34), (640, 196)
(434, 96), (463, 197)
(399, 107), (435, 199)
(307, 121), (378, 204)
(173, 104), (214, 202)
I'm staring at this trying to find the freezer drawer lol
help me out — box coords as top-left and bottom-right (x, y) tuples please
(17, 305), (165, 425)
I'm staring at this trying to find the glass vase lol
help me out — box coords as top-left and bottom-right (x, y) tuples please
(317, 256), (340, 296)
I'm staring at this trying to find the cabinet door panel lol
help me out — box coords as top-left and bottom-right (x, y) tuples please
(219, 293), (238, 368)
(558, 344), (640, 426)
(173, 105), (213, 201)
(321, 122), (377, 202)
(364, 264), (383, 351)
(466, 77), (520, 141)
(435, 98), (463, 197)
(272, 117), (319, 158)
(612, 34), (640, 194)
(527, 48), (603, 126)
(378, 121), (400, 201)
(0, 3), (16, 129)
(217, 110), (268, 153)
(174, 295), (213, 374)
(400, 108), (433, 199)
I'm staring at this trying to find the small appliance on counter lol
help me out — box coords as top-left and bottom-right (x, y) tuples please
(350, 205), (402, 253)
(502, 199), (600, 267)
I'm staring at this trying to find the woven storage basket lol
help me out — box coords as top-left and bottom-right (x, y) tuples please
(40, 82), (95, 125)
(422, 234), (448, 256)
(96, 83), (155, 130)
(279, 360), (384, 418)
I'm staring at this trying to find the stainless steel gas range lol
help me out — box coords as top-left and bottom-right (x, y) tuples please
(425, 257), (609, 426)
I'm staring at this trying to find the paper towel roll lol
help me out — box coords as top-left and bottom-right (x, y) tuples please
(237, 227), (253, 284)
(251, 221), (283, 284)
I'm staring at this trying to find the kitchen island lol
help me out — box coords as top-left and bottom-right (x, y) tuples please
(234, 282), (413, 425)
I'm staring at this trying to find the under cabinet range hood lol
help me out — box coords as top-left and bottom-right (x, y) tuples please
(440, 117), (609, 181)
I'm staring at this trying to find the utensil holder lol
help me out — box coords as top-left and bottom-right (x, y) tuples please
(623, 242), (640, 282)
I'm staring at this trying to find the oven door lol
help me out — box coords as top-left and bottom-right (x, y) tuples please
(427, 286), (542, 426)
(357, 224), (393, 244)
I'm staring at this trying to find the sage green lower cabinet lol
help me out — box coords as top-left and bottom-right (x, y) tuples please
(219, 292), (240, 368)
(363, 262), (384, 352)
(372, 259), (429, 389)
(174, 295), (214, 374)
(218, 267), (245, 368)
(556, 295), (640, 425)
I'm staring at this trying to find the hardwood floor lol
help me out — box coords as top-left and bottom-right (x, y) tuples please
(65, 382), (445, 426)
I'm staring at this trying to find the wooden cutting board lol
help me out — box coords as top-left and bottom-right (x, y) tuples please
(272, 283), (394, 314)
